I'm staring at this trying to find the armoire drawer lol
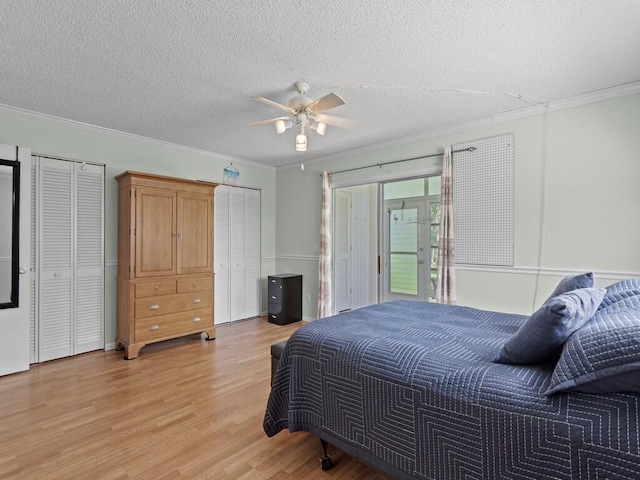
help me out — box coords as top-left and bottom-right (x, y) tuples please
(134, 292), (212, 319)
(135, 280), (177, 298)
(135, 308), (213, 342)
(177, 276), (213, 293)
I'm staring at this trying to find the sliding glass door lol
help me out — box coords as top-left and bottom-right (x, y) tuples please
(331, 175), (441, 314)
(381, 177), (441, 303)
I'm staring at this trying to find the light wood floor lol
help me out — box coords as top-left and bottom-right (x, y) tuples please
(0, 317), (391, 479)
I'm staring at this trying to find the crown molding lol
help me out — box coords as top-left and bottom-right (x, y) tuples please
(0, 102), (276, 172)
(277, 81), (640, 171)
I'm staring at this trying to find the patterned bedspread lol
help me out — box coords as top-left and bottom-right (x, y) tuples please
(263, 300), (640, 479)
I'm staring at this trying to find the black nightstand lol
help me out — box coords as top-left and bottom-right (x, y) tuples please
(268, 274), (302, 325)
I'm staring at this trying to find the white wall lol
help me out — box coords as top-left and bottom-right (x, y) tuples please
(0, 108), (278, 349)
(275, 93), (640, 318)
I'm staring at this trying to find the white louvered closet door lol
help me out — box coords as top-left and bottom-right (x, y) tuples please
(229, 187), (246, 322)
(243, 189), (261, 319)
(214, 186), (230, 325)
(38, 158), (73, 361)
(74, 163), (104, 354)
(213, 185), (261, 324)
(29, 163), (37, 363)
(32, 157), (104, 363)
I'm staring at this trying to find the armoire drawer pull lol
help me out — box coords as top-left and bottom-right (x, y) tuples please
(149, 304), (160, 310)
(154, 286), (159, 292)
(192, 317), (201, 322)
(149, 325), (159, 331)
(192, 298), (201, 304)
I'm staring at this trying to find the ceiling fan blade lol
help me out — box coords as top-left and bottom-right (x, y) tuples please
(253, 97), (295, 114)
(247, 116), (290, 127)
(307, 92), (345, 113)
(314, 114), (356, 129)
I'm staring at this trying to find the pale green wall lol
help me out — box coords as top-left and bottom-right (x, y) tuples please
(2, 92), (638, 343)
(275, 93), (640, 318)
(0, 110), (277, 347)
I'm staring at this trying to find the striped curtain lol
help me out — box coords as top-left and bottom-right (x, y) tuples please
(436, 147), (457, 304)
(317, 171), (332, 318)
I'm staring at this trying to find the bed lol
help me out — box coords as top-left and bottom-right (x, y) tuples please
(264, 277), (640, 479)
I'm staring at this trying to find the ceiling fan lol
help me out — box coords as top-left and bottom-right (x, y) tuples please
(247, 81), (352, 152)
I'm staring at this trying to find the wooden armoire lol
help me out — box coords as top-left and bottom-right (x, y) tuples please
(115, 171), (217, 359)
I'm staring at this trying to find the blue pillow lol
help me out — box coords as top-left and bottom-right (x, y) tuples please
(544, 272), (594, 304)
(494, 287), (605, 365)
(545, 307), (640, 395)
(597, 278), (640, 312)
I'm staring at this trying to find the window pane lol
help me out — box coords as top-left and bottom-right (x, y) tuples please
(429, 269), (438, 302)
(390, 254), (417, 295)
(384, 179), (425, 200)
(389, 208), (417, 253)
(430, 226), (439, 247)
(430, 248), (439, 269)
(430, 203), (441, 224)
(427, 176), (441, 196)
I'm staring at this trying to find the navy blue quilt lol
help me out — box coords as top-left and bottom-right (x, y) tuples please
(264, 300), (640, 479)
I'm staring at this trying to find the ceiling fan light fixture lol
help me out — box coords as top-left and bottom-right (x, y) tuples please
(249, 81), (350, 153)
(295, 133), (307, 152)
(275, 119), (292, 134)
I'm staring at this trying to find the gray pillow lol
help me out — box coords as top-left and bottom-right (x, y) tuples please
(493, 287), (605, 365)
(545, 297), (640, 395)
(544, 272), (594, 304)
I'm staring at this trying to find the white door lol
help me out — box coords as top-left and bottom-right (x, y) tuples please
(243, 189), (261, 318)
(214, 186), (230, 325)
(229, 187), (246, 321)
(0, 146), (31, 376)
(74, 162), (104, 354)
(214, 185), (261, 324)
(382, 198), (429, 302)
(333, 189), (351, 313)
(33, 157), (104, 363)
(38, 158), (74, 361)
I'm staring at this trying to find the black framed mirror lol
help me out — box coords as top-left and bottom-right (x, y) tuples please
(0, 158), (20, 309)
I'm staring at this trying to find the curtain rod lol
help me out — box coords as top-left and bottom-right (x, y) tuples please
(325, 146), (476, 176)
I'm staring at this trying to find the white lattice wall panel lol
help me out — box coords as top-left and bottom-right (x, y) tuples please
(452, 133), (514, 266)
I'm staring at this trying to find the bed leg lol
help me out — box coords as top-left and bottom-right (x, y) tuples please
(319, 438), (334, 471)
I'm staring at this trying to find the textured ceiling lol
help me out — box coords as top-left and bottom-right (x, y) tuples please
(1, 1), (639, 168)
